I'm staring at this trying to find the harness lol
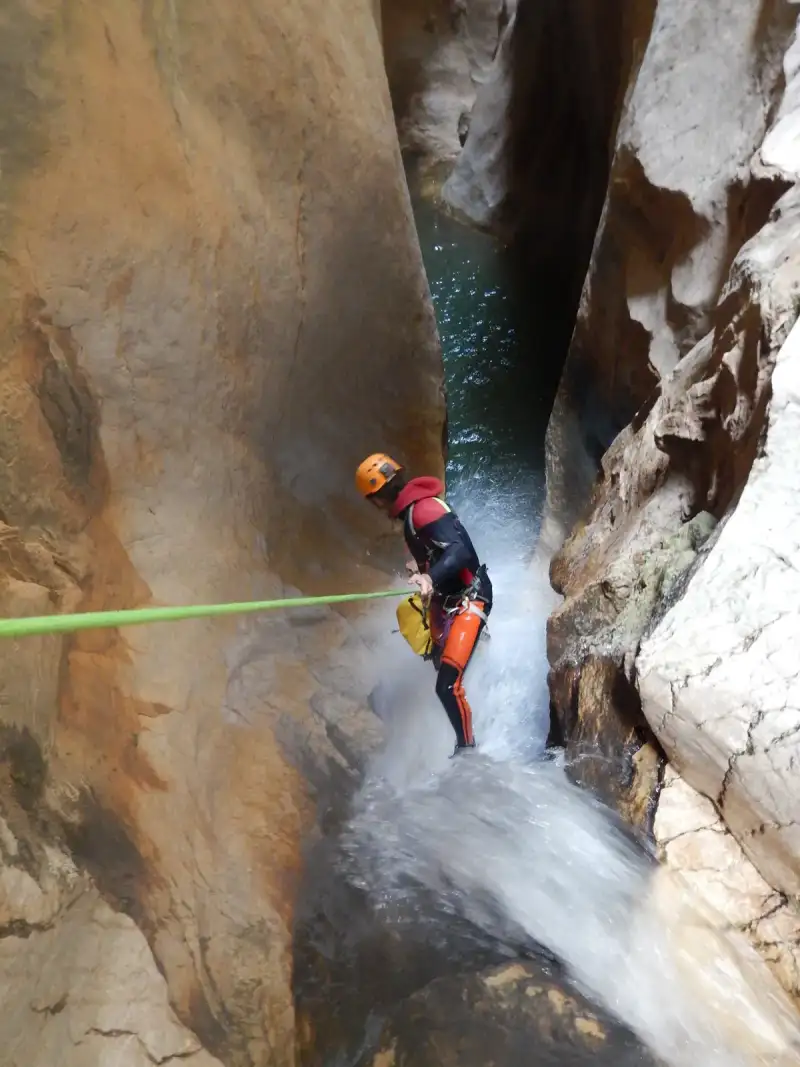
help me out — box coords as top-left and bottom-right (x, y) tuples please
(406, 496), (451, 539)
(406, 496), (490, 645)
(440, 572), (490, 619)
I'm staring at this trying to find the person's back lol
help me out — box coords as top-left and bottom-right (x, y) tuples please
(389, 475), (486, 600)
(355, 454), (492, 756)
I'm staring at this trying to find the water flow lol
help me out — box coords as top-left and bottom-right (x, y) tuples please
(341, 197), (800, 1066)
(345, 532), (800, 1067)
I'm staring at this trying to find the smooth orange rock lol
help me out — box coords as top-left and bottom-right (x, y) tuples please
(0, 1), (444, 1062)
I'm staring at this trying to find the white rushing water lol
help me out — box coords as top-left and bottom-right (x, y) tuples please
(342, 483), (800, 1067)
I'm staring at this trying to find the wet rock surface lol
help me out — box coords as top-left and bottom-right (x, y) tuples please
(1, 892), (224, 1067)
(546, 178), (800, 979)
(547, 507), (718, 833)
(359, 960), (654, 1067)
(656, 767), (800, 999)
(1, 0), (800, 1061)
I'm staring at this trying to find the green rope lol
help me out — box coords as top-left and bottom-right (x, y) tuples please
(0, 589), (407, 640)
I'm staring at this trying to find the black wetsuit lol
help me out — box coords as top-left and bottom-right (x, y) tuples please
(391, 477), (492, 748)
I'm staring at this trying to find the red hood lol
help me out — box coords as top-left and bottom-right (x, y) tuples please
(390, 476), (445, 518)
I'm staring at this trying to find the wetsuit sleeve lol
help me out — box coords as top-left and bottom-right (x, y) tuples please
(405, 552), (421, 573)
(405, 541), (428, 571)
(418, 513), (475, 590)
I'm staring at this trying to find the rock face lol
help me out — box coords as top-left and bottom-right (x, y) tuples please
(637, 308), (800, 964)
(544, 0), (800, 999)
(655, 767), (800, 998)
(501, 0), (653, 294)
(0, 721), (224, 1066)
(2, 891), (225, 1067)
(440, 2), (516, 228)
(545, 0), (796, 539)
(547, 171), (800, 820)
(0, 1), (444, 1064)
(360, 960), (653, 1067)
(547, 511), (715, 831)
(381, 0), (509, 173)
(445, 0), (656, 252)
(635, 26), (800, 906)
(441, 0), (657, 394)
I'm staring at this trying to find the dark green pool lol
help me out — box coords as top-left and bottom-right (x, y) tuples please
(411, 194), (560, 557)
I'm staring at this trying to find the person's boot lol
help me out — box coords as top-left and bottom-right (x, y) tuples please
(450, 741), (476, 759)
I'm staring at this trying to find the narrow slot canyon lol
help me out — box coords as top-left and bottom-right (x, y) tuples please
(291, 3), (639, 1062)
(0, 3), (800, 1067)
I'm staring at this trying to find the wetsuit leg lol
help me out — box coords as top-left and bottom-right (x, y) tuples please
(434, 601), (486, 747)
(435, 662), (469, 744)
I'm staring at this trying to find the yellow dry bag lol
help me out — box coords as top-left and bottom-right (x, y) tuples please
(395, 593), (434, 657)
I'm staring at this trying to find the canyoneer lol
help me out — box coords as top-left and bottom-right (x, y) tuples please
(356, 453), (492, 757)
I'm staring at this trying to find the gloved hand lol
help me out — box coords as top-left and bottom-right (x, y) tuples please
(405, 559), (419, 575)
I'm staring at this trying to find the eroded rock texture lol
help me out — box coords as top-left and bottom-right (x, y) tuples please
(381, 0), (509, 172)
(635, 21), (800, 916)
(549, 177), (800, 828)
(545, 0), (796, 539)
(638, 306), (800, 929)
(0, 1), (444, 1063)
(656, 767), (800, 998)
(442, 0), (654, 379)
(545, 0), (800, 998)
(440, 2), (516, 227)
(501, 0), (653, 296)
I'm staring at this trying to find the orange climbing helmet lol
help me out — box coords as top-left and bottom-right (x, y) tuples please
(355, 453), (403, 498)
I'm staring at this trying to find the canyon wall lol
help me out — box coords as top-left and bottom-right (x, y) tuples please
(381, 0), (509, 174)
(4, 0), (800, 1059)
(442, 0), (657, 420)
(0, 1), (444, 1064)
(544, 0), (796, 541)
(543, 0), (800, 997)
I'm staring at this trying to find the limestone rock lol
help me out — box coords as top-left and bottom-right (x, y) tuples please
(495, 0), (657, 370)
(544, 0), (796, 537)
(0, 575), (65, 758)
(441, 0), (655, 240)
(547, 177), (800, 830)
(382, 0), (509, 172)
(547, 508), (717, 831)
(440, 3), (515, 227)
(638, 863), (800, 1065)
(637, 309), (800, 901)
(544, 3), (800, 845)
(757, 21), (800, 183)
(0, 891), (223, 1067)
(359, 960), (654, 1067)
(655, 766), (800, 999)
(542, 0), (800, 995)
(0, 769), (83, 937)
(0, 0), (444, 1062)
(547, 657), (662, 833)
(0, 745), (218, 1066)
